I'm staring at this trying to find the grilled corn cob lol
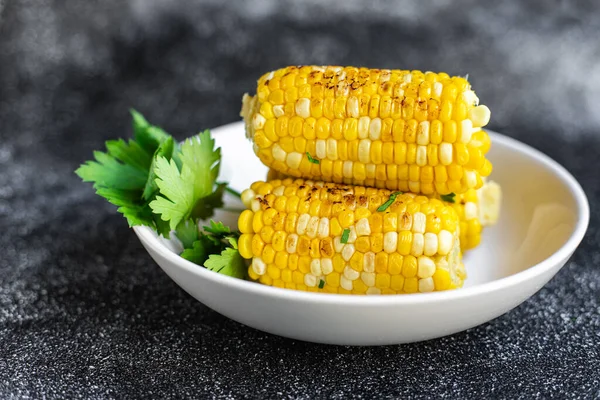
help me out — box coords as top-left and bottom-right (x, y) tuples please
(237, 178), (466, 294)
(266, 168), (502, 252)
(241, 65), (492, 195)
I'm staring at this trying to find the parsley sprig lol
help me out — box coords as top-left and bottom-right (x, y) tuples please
(76, 110), (245, 278)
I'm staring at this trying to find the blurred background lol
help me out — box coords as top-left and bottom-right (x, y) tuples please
(1, 0), (599, 398)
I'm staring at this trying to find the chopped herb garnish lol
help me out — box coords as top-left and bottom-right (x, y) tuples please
(377, 191), (402, 212)
(318, 279), (325, 289)
(440, 192), (456, 203)
(340, 228), (351, 243)
(306, 152), (320, 164)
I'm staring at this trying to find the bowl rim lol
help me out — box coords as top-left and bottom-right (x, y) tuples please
(134, 124), (590, 306)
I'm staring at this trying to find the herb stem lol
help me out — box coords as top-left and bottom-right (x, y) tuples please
(225, 186), (242, 198)
(221, 207), (245, 213)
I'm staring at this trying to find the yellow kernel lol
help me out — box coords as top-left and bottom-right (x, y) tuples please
(259, 274), (273, 286)
(269, 89), (285, 104)
(330, 218), (342, 236)
(404, 277), (418, 293)
(272, 231), (287, 251)
(397, 231), (412, 255)
(267, 264), (280, 280)
(252, 234), (265, 256)
(381, 118), (394, 141)
(454, 143), (469, 165)
(434, 165), (448, 183)
(355, 207), (370, 220)
(281, 269), (293, 283)
(284, 213), (298, 233)
(352, 279), (368, 294)
(238, 210), (254, 233)
(355, 237), (371, 253)
(298, 256), (311, 273)
(238, 233), (253, 259)
(426, 213), (442, 234)
(338, 211), (355, 228)
(375, 273), (391, 288)
(260, 226), (274, 243)
(275, 116), (289, 137)
(248, 266), (259, 281)
(262, 245), (275, 264)
(433, 268), (451, 291)
(453, 100), (468, 120)
(370, 141), (382, 164)
(390, 275), (405, 291)
(389, 253), (403, 275)
(392, 119), (405, 142)
(274, 252), (289, 270)
(368, 213), (383, 233)
(326, 272), (341, 288)
(375, 252), (389, 273)
(320, 237), (335, 257)
(331, 119), (344, 140)
(292, 270), (304, 284)
(262, 208), (278, 226)
(289, 254), (298, 270)
(481, 159), (493, 177)
(370, 233), (383, 253)
(402, 255), (417, 277)
(443, 120), (457, 143)
(332, 254), (345, 273)
(350, 252), (364, 272)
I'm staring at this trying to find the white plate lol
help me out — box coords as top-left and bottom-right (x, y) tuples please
(134, 122), (589, 345)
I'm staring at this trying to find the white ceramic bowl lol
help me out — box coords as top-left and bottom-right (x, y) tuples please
(134, 122), (589, 345)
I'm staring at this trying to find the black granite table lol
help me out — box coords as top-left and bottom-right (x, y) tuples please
(2, 1), (599, 398)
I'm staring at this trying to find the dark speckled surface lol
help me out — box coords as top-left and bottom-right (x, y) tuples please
(1, 1), (600, 398)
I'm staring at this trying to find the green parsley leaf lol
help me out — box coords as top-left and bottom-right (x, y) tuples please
(180, 240), (209, 265)
(306, 152), (320, 164)
(204, 237), (246, 279)
(143, 136), (176, 201)
(153, 214), (172, 238)
(341, 228), (351, 244)
(440, 193), (456, 203)
(203, 220), (231, 237)
(149, 130), (222, 230)
(318, 279), (325, 289)
(175, 219), (199, 249)
(93, 187), (154, 227)
(377, 191), (402, 212)
(76, 149), (148, 191)
(130, 109), (170, 154)
(105, 138), (152, 172)
(191, 183), (226, 221)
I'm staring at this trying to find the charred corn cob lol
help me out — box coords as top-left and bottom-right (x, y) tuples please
(266, 168), (502, 252)
(237, 179), (466, 294)
(241, 65), (492, 196)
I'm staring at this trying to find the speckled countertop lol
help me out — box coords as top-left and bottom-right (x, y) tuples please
(1, 1), (599, 398)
